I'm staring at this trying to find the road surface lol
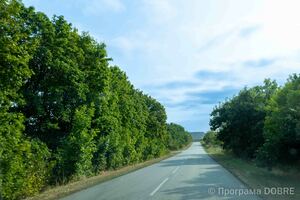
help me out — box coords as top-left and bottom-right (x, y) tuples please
(61, 142), (260, 200)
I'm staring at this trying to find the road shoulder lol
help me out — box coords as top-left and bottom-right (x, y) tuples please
(25, 143), (192, 200)
(201, 141), (299, 200)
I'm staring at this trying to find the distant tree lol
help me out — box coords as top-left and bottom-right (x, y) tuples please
(202, 131), (221, 146)
(144, 96), (169, 157)
(167, 123), (192, 150)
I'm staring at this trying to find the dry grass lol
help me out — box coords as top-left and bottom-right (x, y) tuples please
(25, 143), (192, 200)
(201, 142), (300, 200)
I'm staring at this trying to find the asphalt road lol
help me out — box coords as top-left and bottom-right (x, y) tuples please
(61, 142), (260, 200)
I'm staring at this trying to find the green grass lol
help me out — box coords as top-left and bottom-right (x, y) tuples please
(201, 141), (300, 200)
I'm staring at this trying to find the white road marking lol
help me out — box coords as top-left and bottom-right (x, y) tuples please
(150, 178), (169, 196)
(172, 166), (180, 174)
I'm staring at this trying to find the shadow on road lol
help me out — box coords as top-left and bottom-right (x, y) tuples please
(160, 166), (258, 200)
(159, 154), (216, 167)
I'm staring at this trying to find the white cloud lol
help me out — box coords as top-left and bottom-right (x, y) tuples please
(82, 0), (125, 15)
(142, 0), (177, 24)
(26, 0), (300, 131)
(122, 0), (300, 131)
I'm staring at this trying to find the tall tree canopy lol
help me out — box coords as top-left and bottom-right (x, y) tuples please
(0, 1), (191, 199)
(210, 80), (278, 158)
(210, 76), (299, 168)
(257, 75), (300, 166)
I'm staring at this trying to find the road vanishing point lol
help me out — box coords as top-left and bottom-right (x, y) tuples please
(61, 142), (260, 200)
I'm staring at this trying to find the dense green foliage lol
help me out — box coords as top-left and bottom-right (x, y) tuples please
(210, 76), (300, 168)
(201, 130), (222, 147)
(0, 1), (191, 199)
(167, 123), (192, 150)
(210, 80), (277, 158)
(257, 75), (300, 167)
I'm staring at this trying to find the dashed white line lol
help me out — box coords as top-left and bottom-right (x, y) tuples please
(150, 178), (169, 196)
(172, 166), (180, 174)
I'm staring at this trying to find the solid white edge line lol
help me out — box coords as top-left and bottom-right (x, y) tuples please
(150, 178), (169, 196)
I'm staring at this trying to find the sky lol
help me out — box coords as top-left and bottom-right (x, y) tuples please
(23, 0), (300, 132)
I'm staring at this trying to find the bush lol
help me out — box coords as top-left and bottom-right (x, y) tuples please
(0, 112), (52, 199)
(202, 131), (222, 146)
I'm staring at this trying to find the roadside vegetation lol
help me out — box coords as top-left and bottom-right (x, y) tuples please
(0, 1), (191, 199)
(202, 75), (300, 199)
(26, 149), (187, 200)
(201, 132), (300, 200)
(167, 123), (191, 150)
(209, 76), (300, 167)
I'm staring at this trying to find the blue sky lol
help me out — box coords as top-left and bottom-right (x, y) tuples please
(23, 0), (300, 131)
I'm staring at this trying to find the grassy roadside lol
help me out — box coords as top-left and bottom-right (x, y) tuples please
(201, 141), (300, 200)
(25, 142), (192, 200)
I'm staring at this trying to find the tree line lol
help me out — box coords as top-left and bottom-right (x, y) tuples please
(0, 1), (191, 199)
(209, 75), (300, 168)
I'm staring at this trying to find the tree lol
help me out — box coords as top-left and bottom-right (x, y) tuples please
(167, 123), (192, 150)
(257, 74), (300, 166)
(56, 105), (96, 180)
(210, 80), (278, 158)
(0, 1), (189, 199)
(0, 2), (52, 199)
